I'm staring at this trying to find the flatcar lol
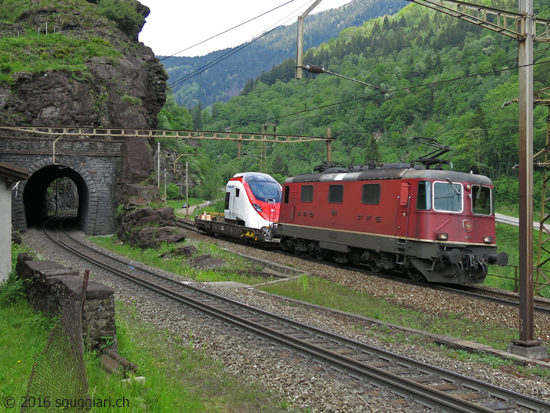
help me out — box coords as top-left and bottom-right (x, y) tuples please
(195, 172), (282, 243)
(277, 163), (508, 284)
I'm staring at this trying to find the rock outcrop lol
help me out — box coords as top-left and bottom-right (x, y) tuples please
(117, 206), (186, 248)
(0, 0), (187, 247)
(0, 0), (167, 198)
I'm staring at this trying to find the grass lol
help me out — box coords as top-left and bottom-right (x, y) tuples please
(0, 297), (291, 412)
(89, 235), (275, 285)
(0, 0), (127, 85)
(86, 220), (550, 368)
(2, 242), (292, 412)
(83, 301), (290, 412)
(0, 301), (55, 402)
(259, 275), (519, 351)
(487, 223), (550, 298)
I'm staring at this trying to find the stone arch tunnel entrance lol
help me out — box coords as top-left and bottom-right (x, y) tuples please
(24, 164), (90, 230)
(9, 155), (120, 236)
(2, 128), (126, 235)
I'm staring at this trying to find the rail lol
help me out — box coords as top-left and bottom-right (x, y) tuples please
(40, 218), (550, 412)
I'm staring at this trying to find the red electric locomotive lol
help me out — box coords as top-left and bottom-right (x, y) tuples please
(277, 163), (508, 284)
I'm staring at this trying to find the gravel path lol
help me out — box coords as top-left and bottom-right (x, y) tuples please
(22, 228), (550, 412)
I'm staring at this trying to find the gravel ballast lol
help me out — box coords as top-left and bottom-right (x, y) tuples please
(22, 228), (550, 412)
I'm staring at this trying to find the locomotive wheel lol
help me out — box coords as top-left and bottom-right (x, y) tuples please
(315, 248), (329, 261)
(369, 261), (382, 273)
(408, 268), (426, 282)
(280, 238), (291, 251)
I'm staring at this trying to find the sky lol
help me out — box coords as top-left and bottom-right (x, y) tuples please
(138, 0), (353, 57)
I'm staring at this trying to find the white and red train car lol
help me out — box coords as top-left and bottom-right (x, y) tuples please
(277, 164), (508, 284)
(195, 172), (282, 243)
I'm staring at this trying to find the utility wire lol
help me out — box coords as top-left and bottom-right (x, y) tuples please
(266, 59), (550, 124)
(167, 0), (318, 89)
(159, 0), (296, 61)
(168, 28), (278, 89)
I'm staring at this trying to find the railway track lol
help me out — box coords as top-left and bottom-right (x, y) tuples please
(42, 217), (550, 412)
(179, 217), (550, 317)
(440, 284), (550, 316)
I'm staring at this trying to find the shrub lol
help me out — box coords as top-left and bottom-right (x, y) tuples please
(166, 183), (180, 200)
(0, 273), (26, 306)
(97, 0), (144, 37)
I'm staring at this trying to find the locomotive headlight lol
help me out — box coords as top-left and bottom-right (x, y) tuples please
(483, 236), (493, 244)
(465, 184), (472, 191)
(253, 203), (262, 213)
(436, 233), (448, 241)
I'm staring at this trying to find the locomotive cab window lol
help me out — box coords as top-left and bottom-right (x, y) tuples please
(301, 185), (314, 202)
(245, 175), (281, 203)
(328, 184), (344, 203)
(472, 185), (491, 215)
(362, 184), (380, 204)
(433, 181), (463, 212)
(416, 181), (431, 210)
(284, 185), (290, 204)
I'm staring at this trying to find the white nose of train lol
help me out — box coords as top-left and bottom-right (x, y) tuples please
(224, 172), (282, 230)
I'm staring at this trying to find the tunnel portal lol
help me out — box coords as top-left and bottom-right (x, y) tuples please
(24, 164), (90, 230)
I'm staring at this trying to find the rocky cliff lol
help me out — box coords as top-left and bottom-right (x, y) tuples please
(0, 0), (167, 191)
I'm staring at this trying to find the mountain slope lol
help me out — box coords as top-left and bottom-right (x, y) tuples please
(190, 0), (550, 209)
(160, 0), (408, 108)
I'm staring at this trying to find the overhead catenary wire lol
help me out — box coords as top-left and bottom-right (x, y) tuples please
(267, 59), (550, 125)
(123, 0), (308, 85)
(159, 0), (297, 61)
(168, 28), (279, 89)
(167, 0), (324, 89)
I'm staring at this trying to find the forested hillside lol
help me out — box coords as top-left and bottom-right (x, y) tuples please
(161, 0), (407, 108)
(161, 0), (550, 211)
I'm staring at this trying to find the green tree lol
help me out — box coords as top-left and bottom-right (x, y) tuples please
(365, 135), (380, 163)
(191, 103), (203, 130)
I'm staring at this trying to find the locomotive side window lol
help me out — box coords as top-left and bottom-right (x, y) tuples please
(225, 192), (230, 209)
(301, 185), (314, 202)
(433, 181), (462, 212)
(416, 181), (431, 210)
(362, 184), (380, 204)
(284, 186), (290, 204)
(328, 184), (344, 203)
(236, 188), (240, 197)
(472, 185), (491, 215)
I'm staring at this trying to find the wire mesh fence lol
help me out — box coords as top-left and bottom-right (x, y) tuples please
(21, 283), (88, 412)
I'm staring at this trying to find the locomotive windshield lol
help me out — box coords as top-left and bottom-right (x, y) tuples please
(433, 181), (463, 212)
(245, 175), (282, 203)
(472, 185), (491, 215)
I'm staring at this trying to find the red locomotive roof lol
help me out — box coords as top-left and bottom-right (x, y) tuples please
(285, 166), (493, 186)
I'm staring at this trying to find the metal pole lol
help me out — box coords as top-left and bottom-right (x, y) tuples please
(186, 162), (189, 218)
(517, 0), (535, 345)
(295, 0), (323, 79)
(296, 16), (305, 79)
(326, 128), (332, 162)
(157, 142), (160, 190)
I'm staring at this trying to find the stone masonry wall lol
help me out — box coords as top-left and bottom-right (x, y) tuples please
(16, 253), (117, 351)
(0, 135), (123, 235)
